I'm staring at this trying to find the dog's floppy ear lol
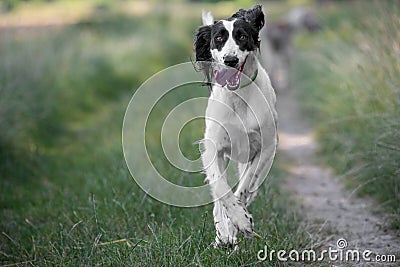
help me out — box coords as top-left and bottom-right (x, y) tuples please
(194, 25), (212, 62)
(232, 8), (246, 19)
(244, 4), (265, 32)
(194, 25), (212, 90)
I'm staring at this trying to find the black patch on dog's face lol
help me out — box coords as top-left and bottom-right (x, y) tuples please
(209, 21), (229, 51)
(208, 19), (259, 52)
(232, 19), (259, 51)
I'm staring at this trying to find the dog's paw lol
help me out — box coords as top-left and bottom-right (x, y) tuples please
(212, 236), (238, 249)
(226, 201), (254, 236)
(212, 239), (240, 255)
(213, 201), (238, 246)
(214, 220), (238, 246)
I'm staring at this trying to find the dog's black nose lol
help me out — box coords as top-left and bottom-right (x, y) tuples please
(224, 56), (239, 67)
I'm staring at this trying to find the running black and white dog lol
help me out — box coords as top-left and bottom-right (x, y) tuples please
(194, 5), (278, 248)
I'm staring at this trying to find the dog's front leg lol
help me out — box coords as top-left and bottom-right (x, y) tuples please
(235, 132), (277, 206)
(202, 125), (254, 247)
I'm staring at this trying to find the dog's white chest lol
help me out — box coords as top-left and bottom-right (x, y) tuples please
(206, 88), (249, 128)
(205, 85), (264, 132)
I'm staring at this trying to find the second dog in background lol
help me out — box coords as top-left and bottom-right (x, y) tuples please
(260, 7), (321, 91)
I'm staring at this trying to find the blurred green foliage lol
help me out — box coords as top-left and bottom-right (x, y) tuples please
(295, 1), (400, 228)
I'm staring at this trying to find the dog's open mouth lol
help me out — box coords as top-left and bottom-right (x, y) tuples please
(214, 61), (246, 91)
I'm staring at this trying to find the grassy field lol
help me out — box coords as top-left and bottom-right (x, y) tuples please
(3, 0), (398, 265)
(0, 1), (311, 266)
(294, 1), (400, 229)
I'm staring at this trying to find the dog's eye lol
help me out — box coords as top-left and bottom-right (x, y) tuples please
(239, 35), (248, 41)
(215, 36), (223, 42)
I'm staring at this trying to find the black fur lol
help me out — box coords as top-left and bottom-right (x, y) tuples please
(194, 25), (212, 62)
(243, 4), (265, 32)
(232, 19), (259, 51)
(209, 21), (229, 52)
(194, 25), (213, 89)
(232, 5), (264, 49)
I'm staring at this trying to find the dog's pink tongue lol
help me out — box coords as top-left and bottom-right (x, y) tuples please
(214, 68), (239, 87)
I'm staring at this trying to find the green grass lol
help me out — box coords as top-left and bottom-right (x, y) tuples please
(0, 1), (311, 265)
(294, 1), (400, 229)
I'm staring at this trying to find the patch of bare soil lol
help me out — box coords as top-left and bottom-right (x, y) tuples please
(277, 90), (400, 266)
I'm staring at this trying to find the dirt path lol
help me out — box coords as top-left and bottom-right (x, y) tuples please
(276, 90), (400, 265)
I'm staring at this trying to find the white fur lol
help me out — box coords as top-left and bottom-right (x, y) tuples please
(200, 14), (278, 248)
(202, 9), (214, 26)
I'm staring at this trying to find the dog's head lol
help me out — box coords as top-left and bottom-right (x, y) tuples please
(194, 5), (265, 90)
